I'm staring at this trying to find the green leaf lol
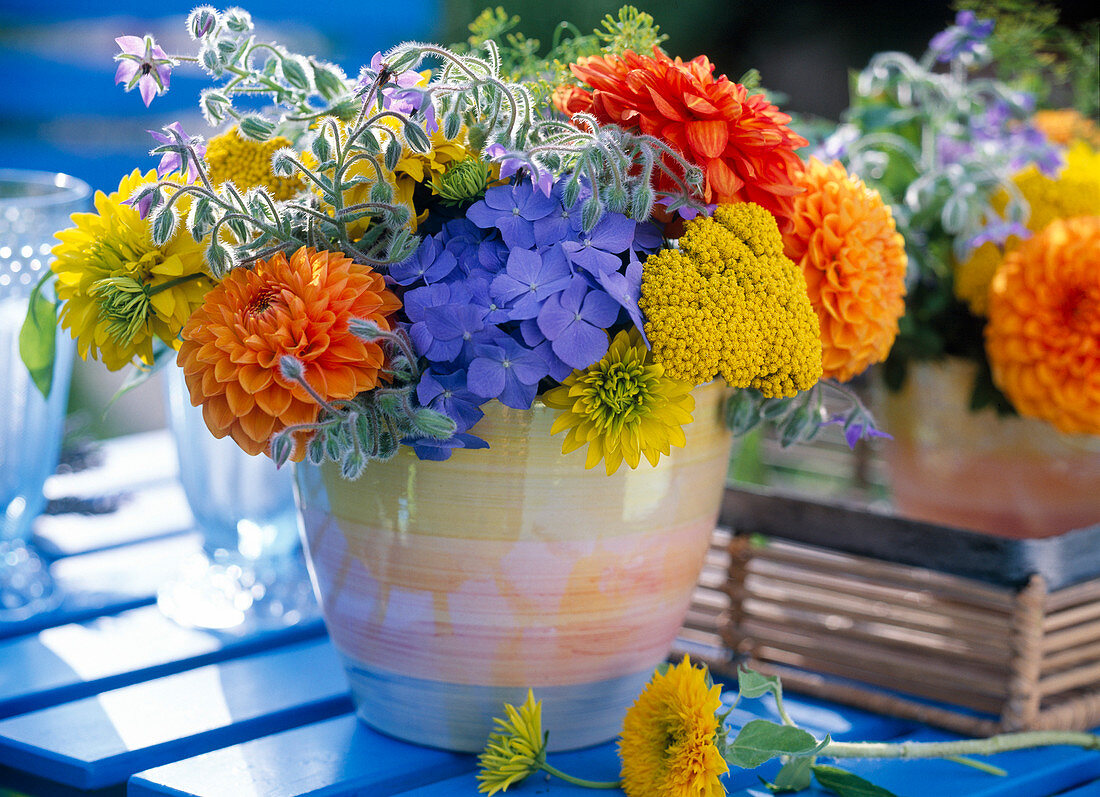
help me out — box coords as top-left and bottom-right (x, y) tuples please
(726, 720), (821, 769)
(812, 765), (898, 797)
(765, 757), (814, 793)
(18, 272), (58, 398)
(738, 667), (782, 700)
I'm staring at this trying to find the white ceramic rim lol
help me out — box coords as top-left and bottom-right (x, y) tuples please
(0, 169), (92, 209)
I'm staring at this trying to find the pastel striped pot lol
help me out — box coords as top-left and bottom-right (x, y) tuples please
(294, 381), (732, 752)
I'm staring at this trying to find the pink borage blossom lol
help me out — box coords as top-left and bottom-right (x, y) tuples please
(114, 35), (175, 107)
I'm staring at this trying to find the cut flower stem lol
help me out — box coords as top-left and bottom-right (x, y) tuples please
(823, 731), (1100, 762)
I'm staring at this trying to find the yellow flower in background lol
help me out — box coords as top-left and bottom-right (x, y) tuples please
(204, 126), (305, 200)
(985, 215), (1100, 436)
(955, 141), (1100, 314)
(619, 656), (728, 797)
(782, 158), (908, 383)
(393, 127), (476, 228)
(477, 690), (547, 795)
(51, 169), (213, 370)
(640, 202), (822, 397)
(543, 328), (695, 475)
(1032, 109), (1100, 149)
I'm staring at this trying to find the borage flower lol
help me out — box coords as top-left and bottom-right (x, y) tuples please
(51, 169), (212, 370)
(618, 655), (728, 797)
(559, 49), (808, 229)
(148, 122), (206, 183)
(114, 35), (175, 106)
(928, 10), (994, 64)
(543, 328), (694, 475)
(782, 158), (907, 382)
(177, 247), (400, 458)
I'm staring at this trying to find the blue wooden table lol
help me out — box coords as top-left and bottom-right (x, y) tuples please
(3, 432), (1100, 797)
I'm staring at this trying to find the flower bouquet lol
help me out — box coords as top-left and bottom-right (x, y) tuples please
(22, 5), (907, 750)
(821, 3), (1100, 537)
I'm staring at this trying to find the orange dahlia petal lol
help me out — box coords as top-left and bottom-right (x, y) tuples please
(176, 246), (401, 458)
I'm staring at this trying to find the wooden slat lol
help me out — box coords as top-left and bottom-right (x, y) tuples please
(0, 604), (325, 719)
(0, 639), (352, 790)
(128, 714), (475, 797)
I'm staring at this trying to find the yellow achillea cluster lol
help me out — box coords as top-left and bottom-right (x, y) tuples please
(543, 328), (695, 475)
(955, 141), (1100, 314)
(1032, 109), (1100, 149)
(205, 127), (304, 200)
(640, 202), (822, 397)
(986, 216), (1100, 436)
(51, 169), (213, 370)
(783, 158), (908, 382)
(619, 656), (728, 797)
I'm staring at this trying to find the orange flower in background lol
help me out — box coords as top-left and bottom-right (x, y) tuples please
(986, 216), (1100, 435)
(558, 49), (808, 230)
(782, 158), (907, 382)
(177, 247), (400, 457)
(1031, 109), (1100, 149)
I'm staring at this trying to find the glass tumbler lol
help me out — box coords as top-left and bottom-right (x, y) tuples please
(159, 358), (316, 631)
(0, 170), (89, 620)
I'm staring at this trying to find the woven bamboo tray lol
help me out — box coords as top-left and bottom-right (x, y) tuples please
(673, 432), (1100, 736)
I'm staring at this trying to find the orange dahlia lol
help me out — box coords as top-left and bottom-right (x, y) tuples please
(177, 247), (401, 457)
(986, 216), (1100, 435)
(782, 158), (907, 382)
(557, 49), (808, 229)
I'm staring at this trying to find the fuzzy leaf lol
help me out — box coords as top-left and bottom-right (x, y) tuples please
(737, 667), (783, 700)
(765, 757), (814, 793)
(727, 720), (824, 769)
(384, 139), (402, 171)
(403, 119), (431, 154)
(18, 274), (58, 398)
(151, 206), (177, 246)
(812, 765), (898, 797)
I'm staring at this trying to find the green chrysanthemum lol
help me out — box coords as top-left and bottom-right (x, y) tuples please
(477, 690), (547, 795)
(543, 328), (695, 475)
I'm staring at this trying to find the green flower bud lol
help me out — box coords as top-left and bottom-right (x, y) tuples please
(239, 114), (277, 141)
(412, 408), (458, 440)
(313, 62), (348, 101)
(280, 56), (312, 92)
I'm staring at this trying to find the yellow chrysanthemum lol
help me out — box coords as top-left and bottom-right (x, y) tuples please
(986, 216), (1100, 435)
(1032, 109), (1100, 149)
(543, 328), (695, 475)
(51, 169), (213, 370)
(477, 690), (547, 795)
(640, 202), (822, 396)
(392, 127), (476, 228)
(204, 126), (304, 200)
(619, 656), (728, 797)
(783, 157), (908, 382)
(955, 141), (1100, 314)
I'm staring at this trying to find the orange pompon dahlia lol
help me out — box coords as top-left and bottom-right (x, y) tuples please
(782, 158), (908, 382)
(986, 216), (1100, 435)
(558, 49), (808, 229)
(177, 247), (401, 458)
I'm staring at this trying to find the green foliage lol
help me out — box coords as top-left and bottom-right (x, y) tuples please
(812, 765), (899, 797)
(726, 720), (828, 769)
(955, 0), (1100, 117)
(19, 272), (58, 398)
(766, 757), (814, 793)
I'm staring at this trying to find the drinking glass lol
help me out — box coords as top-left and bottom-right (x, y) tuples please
(159, 359), (316, 631)
(0, 170), (89, 620)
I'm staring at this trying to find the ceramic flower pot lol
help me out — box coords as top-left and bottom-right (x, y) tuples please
(879, 358), (1100, 538)
(294, 381), (732, 752)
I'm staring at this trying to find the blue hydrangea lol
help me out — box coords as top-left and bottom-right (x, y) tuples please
(395, 176), (664, 460)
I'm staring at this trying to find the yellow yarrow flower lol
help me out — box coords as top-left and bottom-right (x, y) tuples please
(619, 656), (728, 797)
(543, 328), (695, 475)
(477, 690), (547, 795)
(204, 126), (304, 200)
(640, 202), (822, 397)
(955, 141), (1100, 314)
(51, 169), (213, 370)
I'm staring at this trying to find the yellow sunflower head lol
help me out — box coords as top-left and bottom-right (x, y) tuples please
(51, 169), (213, 370)
(619, 656), (728, 797)
(542, 327), (695, 475)
(477, 690), (547, 795)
